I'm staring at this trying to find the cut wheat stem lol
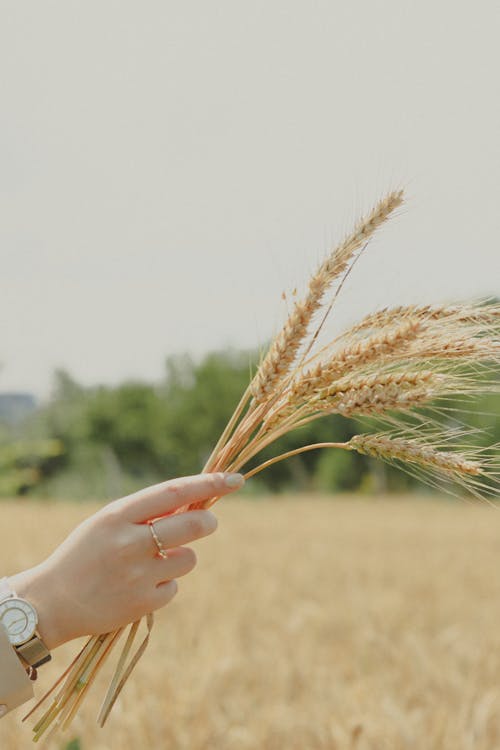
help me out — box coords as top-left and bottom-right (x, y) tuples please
(61, 630), (124, 732)
(97, 613), (154, 727)
(22, 638), (95, 724)
(97, 620), (141, 727)
(31, 635), (108, 740)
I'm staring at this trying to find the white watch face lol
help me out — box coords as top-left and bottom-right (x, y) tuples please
(0, 598), (38, 646)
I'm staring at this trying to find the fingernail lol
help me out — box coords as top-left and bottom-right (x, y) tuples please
(224, 473), (245, 488)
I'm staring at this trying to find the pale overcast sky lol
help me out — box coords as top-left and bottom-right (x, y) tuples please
(1, 2), (499, 400)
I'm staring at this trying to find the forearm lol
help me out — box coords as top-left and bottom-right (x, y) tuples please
(0, 623), (34, 717)
(0, 566), (62, 718)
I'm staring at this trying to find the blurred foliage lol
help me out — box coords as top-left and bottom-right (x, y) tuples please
(0, 349), (498, 500)
(62, 739), (81, 750)
(0, 435), (64, 495)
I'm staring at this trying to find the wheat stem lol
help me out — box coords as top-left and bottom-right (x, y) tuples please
(202, 383), (253, 472)
(243, 442), (348, 480)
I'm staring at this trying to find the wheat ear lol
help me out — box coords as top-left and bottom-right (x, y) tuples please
(346, 301), (500, 336)
(250, 189), (404, 403)
(278, 318), (422, 415)
(347, 433), (483, 476)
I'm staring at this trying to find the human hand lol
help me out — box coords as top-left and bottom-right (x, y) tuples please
(8, 472), (244, 650)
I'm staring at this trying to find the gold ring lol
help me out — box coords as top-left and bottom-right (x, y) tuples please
(148, 520), (169, 559)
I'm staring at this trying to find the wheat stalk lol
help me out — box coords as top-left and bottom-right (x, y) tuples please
(26, 188), (499, 740)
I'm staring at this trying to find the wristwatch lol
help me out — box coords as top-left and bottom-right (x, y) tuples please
(0, 577), (51, 671)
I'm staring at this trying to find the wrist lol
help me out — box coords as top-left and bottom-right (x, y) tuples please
(8, 565), (66, 651)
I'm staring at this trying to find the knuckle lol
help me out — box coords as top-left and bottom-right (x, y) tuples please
(182, 547), (197, 571)
(99, 502), (125, 525)
(126, 563), (144, 585)
(89, 507), (120, 532)
(208, 472), (224, 494)
(166, 482), (182, 498)
(152, 580), (178, 609)
(130, 595), (149, 619)
(187, 514), (205, 538)
(166, 579), (178, 599)
(206, 511), (218, 532)
(113, 530), (137, 557)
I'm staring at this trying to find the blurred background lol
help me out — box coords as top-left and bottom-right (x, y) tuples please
(1, 3), (500, 749)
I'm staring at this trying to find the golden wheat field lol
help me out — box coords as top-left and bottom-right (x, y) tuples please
(2, 495), (500, 750)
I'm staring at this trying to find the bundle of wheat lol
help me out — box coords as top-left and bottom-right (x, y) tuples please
(24, 189), (499, 741)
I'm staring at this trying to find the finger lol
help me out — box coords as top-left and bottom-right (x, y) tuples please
(147, 579), (178, 611)
(144, 510), (217, 551)
(146, 546), (197, 583)
(110, 472), (244, 523)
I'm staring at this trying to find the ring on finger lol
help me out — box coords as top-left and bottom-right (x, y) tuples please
(148, 519), (170, 559)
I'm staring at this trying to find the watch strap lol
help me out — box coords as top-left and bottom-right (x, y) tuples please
(16, 635), (52, 669)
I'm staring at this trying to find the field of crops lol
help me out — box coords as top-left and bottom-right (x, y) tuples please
(1, 495), (500, 750)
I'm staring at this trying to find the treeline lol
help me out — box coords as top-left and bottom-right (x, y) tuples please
(0, 348), (498, 499)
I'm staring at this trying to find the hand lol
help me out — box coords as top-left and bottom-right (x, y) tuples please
(8, 472), (244, 650)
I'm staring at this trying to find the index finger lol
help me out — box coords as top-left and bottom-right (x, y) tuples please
(108, 472), (245, 523)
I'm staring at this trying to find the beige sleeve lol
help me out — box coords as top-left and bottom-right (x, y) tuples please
(0, 623), (34, 717)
